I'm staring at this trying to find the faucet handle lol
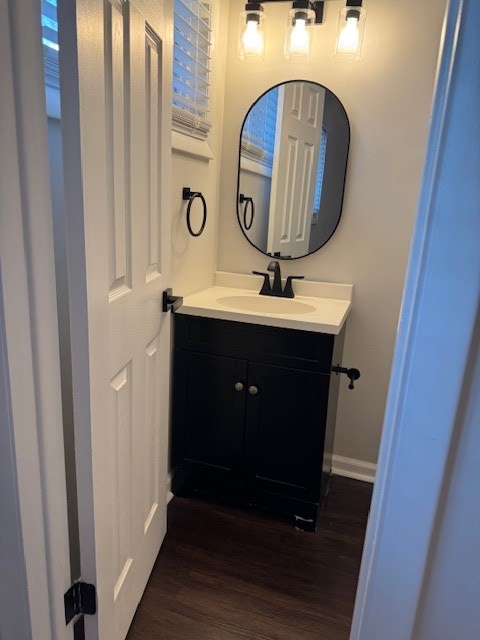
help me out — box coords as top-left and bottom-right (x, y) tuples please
(283, 275), (304, 298)
(267, 260), (280, 272)
(252, 270), (271, 294)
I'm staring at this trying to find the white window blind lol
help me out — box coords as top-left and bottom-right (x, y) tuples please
(313, 128), (328, 216)
(173, 0), (212, 140)
(41, 0), (59, 89)
(241, 88), (279, 167)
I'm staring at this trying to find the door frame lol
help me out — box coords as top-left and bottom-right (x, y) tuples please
(350, 0), (480, 637)
(2, 0), (477, 638)
(0, 0), (71, 638)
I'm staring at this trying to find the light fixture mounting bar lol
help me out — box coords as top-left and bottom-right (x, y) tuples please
(244, 2), (264, 22)
(312, 2), (324, 24)
(259, 1), (325, 24)
(345, 0), (362, 20)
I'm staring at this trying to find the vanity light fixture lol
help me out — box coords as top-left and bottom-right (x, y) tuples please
(238, 1), (324, 62)
(238, 3), (266, 61)
(335, 0), (366, 60)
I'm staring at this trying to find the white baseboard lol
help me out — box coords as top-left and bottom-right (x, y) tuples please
(332, 454), (376, 483)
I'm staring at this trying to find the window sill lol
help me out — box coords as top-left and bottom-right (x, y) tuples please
(172, 130), (213, 161)
(240, 156), (272, 179)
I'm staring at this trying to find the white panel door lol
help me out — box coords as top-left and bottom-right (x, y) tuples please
(59, 1), (172, 638)
(268, 83), (325, 258)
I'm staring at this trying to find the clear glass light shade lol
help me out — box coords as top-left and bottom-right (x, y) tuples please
(335, 7), (366, 60)
(238, 10), (266, 61)
(284, 7), (315, 62)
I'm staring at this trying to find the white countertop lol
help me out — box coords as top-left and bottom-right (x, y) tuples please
(176, 272), (353, 335)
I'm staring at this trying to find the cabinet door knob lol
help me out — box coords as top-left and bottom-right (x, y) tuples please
(248, 385), (259, 395)
(234, 381), (244, 391)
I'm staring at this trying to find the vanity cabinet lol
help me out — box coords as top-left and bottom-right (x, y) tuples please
(171, 314), (345, 531)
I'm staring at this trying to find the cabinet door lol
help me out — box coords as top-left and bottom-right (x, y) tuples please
(245, 362), (329, 501)
(173, 351), (247, 479)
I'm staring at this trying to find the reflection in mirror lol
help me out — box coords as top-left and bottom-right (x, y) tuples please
(237, 81), (349, 260)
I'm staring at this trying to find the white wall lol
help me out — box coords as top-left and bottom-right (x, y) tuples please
(170, 0), (229, 296)
(238, 163), (271, 250)
(217, 0), (447, 467)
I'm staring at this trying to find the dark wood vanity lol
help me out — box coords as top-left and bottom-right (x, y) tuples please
(171, 313), (346, 531)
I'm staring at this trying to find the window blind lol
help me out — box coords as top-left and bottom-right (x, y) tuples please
(173, 0), (212, 139)
(313, 128), (328, 215)
(41, 0), (59, 89)
(241, 88), (279, 167)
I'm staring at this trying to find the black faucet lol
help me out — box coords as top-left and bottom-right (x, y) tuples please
(252, 261), (304, 298)
(267, 260), (283, 294)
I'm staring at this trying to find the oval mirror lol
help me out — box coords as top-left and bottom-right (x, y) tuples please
(237, 81), (349, 260)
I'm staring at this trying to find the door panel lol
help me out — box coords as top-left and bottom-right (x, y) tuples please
(145, 31), (162, 279)
(105, 0), (130, 295)
(110, 363), (133, 599)
(245, 362), (329, 501)
(60, 1), (172, 638)
(174, 351), (248, 477)
(144, 337), (161, 529)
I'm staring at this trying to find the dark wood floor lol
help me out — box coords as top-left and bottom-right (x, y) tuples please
(126, 476), (372, 640)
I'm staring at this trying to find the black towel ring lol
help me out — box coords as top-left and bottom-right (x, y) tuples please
(183, 187), (207, 237)
(239, 193), (255, 230)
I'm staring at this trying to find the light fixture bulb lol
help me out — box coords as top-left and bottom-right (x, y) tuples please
(290, 19), (308, 54)
(338, 15), (359, 54)
(284, 5), (315, 62)
(238, 4), (266, 61)
(335, 6), (366, 60)
(242, 20), (264, 56)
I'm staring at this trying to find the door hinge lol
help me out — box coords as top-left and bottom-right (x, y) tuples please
(64, 581), (96, 625)
(73, 616), (85, 640)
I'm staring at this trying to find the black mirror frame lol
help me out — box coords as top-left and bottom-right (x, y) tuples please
(236, 79), (350, 261)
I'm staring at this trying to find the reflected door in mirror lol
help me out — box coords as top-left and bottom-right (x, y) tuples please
(268, 82), (325, 258)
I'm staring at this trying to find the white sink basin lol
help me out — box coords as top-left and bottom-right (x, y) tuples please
(176, 275), (353, 334)
(217, 295), (316, 315)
